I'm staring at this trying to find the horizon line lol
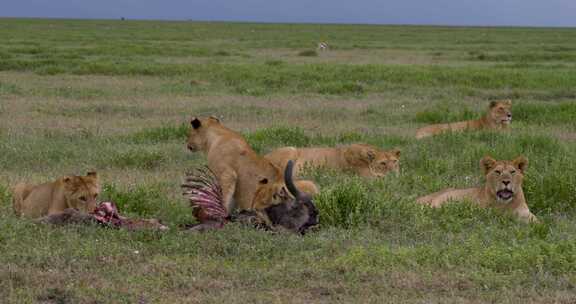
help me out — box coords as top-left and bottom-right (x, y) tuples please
(1, 16), (575, 29)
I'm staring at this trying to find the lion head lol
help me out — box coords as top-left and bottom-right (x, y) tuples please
(344, 144), (401, 177)
(63, 171), (100, 213)
(488, 99), (512, 126)
(250, 161), (318, 234)
(480, 155), (527, 204)
(187, 116), (222, 152)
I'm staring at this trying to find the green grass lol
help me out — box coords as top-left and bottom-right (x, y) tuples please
(1, 19), (576, 303)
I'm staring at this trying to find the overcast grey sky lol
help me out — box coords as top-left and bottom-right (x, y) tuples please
(2, 0), (575, 27)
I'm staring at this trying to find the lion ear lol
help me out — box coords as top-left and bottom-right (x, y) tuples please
(489, 101), (498, 108)
(480, 156), (497, 175)
(364, 150), (376, 161)
(512, 156), (528, 173)
(63, 176), (72, 184)
(86, 171), (99, 181)
(191, 118), (202, 129)
(208, 116), (221, 123)
(390, 148), (401, 158)
(503, 99), (512, 106)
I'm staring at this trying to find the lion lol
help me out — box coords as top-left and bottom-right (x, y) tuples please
(186, 116), (318, 212)
(416, 155), (537, 223)
(415, 100), (512, 139)
(264, 144), (401, 178)
(12, 172), (100, 218)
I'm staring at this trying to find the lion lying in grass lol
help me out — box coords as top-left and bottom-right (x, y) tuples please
(186, 116), (318, 213)
(415, 100), (512, 139)
(265, 144), (400, 178)
(13, 172), (100, 218)
(416, 155), (537, 223)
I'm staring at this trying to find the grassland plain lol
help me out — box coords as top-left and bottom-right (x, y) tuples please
(0, 18), (576, 303)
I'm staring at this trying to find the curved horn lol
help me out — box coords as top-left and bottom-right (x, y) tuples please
(284, 160), (301, 199)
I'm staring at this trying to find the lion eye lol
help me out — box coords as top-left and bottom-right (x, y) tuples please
(79, 196), (87, 201)
(494, 170), (502, 175)
(510, 170), (516, 175)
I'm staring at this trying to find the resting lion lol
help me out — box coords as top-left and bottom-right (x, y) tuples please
(12, 172), (100, 218)
(186, 117), (318, 212)
(416, 155), (537, 223)
(415, 100), (512, 139)
(264, 144), (400, 178)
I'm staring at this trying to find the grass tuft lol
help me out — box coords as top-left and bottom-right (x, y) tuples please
(127, 124), (189, 144)
(107, 150), (165, 170)
(298, 50), (318, 57)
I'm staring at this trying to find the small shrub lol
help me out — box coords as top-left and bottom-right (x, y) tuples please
(298, 50), (318, 57)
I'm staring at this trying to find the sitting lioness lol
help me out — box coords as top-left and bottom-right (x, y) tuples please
(264, 144), (400, 178)
(12, 172), (100, 218)
(415, 100), (512, 139)
(187, 117), (318, 212)
(416, 155), (537, 223)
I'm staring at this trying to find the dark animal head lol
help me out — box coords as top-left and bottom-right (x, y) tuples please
(262, 160), (319, 234)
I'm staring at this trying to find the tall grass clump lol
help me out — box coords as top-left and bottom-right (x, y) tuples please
(315, 178), (380, 228)
(0, 184), (10, 206)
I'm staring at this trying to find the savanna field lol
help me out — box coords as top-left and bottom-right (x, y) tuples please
(1, 19), (576, 303)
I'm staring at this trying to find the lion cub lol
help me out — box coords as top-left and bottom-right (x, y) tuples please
(415, 100), (512, 139)
(416, 155), (537, 223)
(265, 144), (400, 178)
(187, 116), (318, 213)
(13, 172), (100, 218)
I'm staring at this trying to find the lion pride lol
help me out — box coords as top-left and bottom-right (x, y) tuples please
(416, 155), (537, 223)
(415, 100), (512, 139)
(12, 172), (100, 218)
(186, 117), (318, 212)
(265, 144), (400, 178)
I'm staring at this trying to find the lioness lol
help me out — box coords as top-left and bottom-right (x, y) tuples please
(12, 172), (100, 218)
(416, 155), (537, 223)
(186, 117), (318, 212)
(264, 144), (400, 178)
(415, 100), (512, 139)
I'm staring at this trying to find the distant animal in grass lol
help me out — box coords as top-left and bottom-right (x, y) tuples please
(181, 160), (318, 234)
(265, 144), (400, 178)
(415, 100), (512, 139)
(186, 116), (318, 213)
(417, 155), (537, 223)
(317, 42), (329, 51)
(12, 172), (100, 218)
